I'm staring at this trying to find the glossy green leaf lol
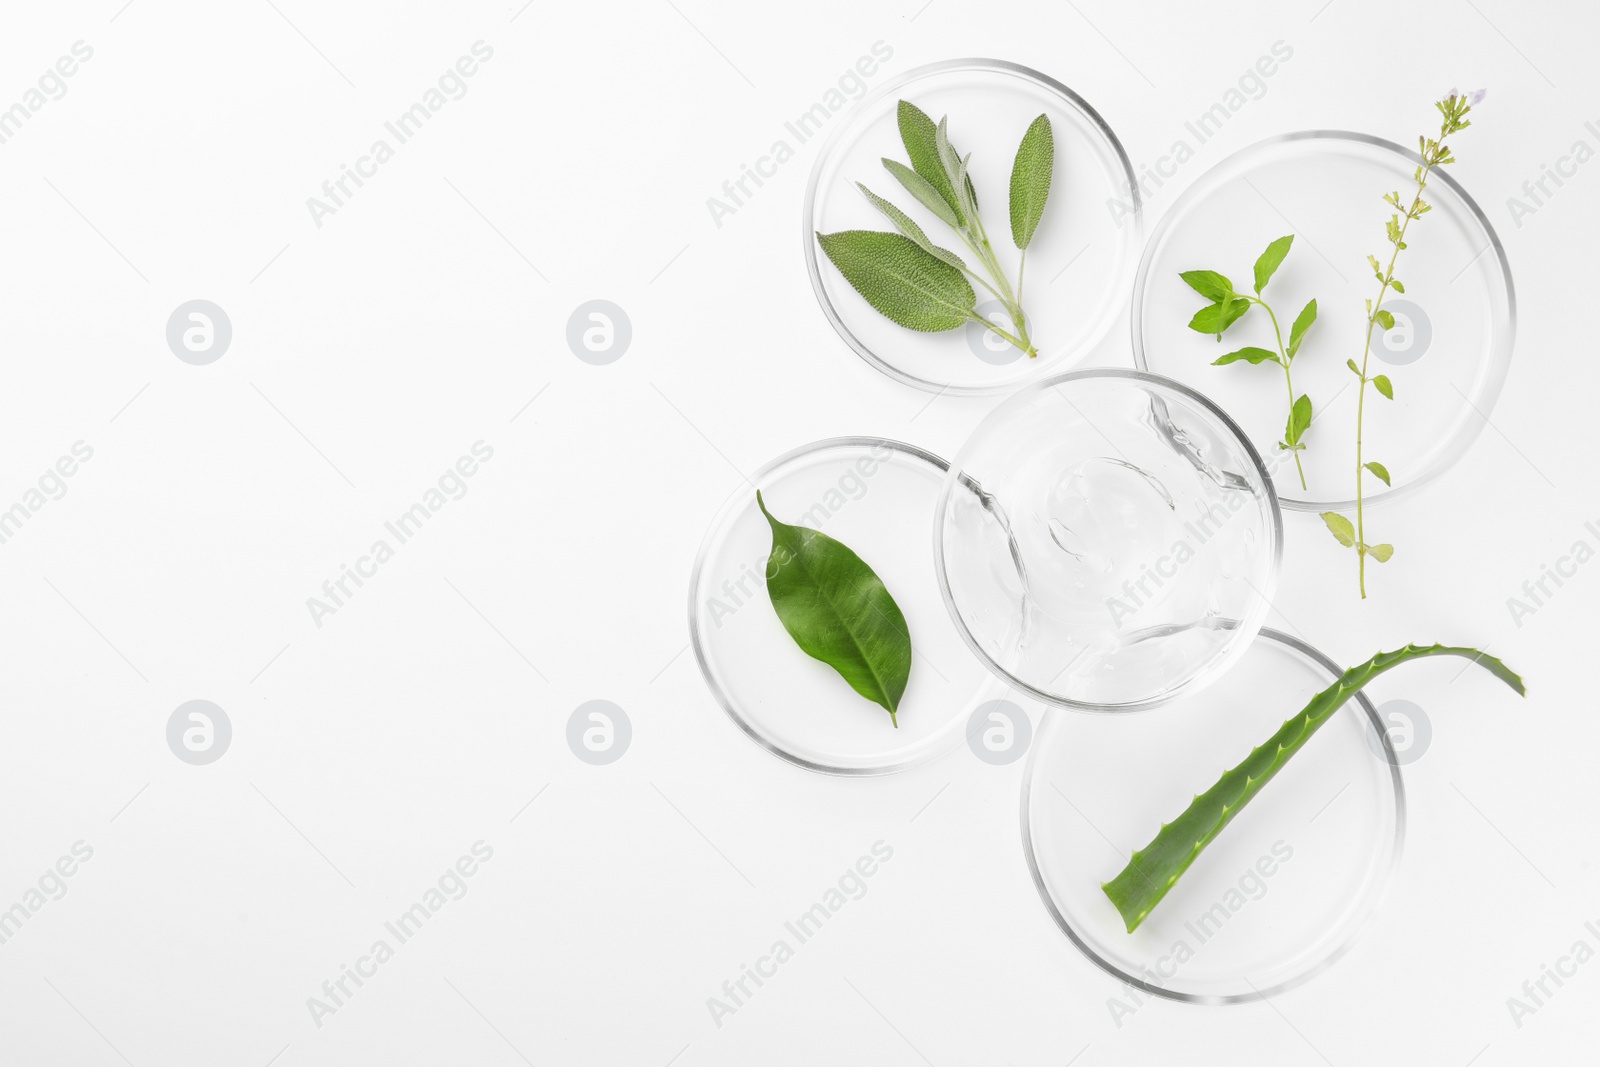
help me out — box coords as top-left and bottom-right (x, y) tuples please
(1179, 270), (1233, 302)
(1212, 346), (1279, 367)
(896, 100), (963, 224)
(1373, 374), (1394, 400)
(757, 492), (912, 725)
(1102, 644), (1524, 931)
(1288, 298), (1317, 359)
(855, 183), (967, 272)
(1374, 308), (1396, 330)
(1365, 460), (1392, 486)
(1009, 114), (1054, 249)
(882, 159), (961, 229)
(1253, 234), (1294, 294)
(816, 230), (975, 332)
(1320, 511), (1356, 547)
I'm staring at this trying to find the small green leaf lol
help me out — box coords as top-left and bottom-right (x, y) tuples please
(1391, 278), (1405, 293)
(1179, 270), (1233, 302)
(1374, 308), (1395, 330)
(1253, 235), (1294, 294)
(1212, 346), (1279, 366)
(1367, 543), (1394, 563)
(1364, 460), (1392, 485)
(882, 159), (961, 229)
(855, 183), (967, 272)
(816, 230), (975, 332)
(1347, 358), (1363, 377)
(896, 100), (963, 224)
(1287, 298), (1317, 359)
(1320, 511), (1356, 547)
(1009, 114), (1054, 250)
(757, 492), (912, 723)
(1285, 394), (1312, 446)
(1188, 298), (1251, 335)
(1373, 374), (1394, 400)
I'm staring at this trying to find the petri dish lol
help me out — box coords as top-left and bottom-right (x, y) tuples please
(689, 438), (993, 774)
(935, 369), (1281, 712)
(1021, 627), (1405, 1003)
(804, 58), (1141, 395)
(1132, 131), (1515, 511)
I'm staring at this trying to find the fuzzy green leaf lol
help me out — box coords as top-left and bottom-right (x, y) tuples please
(1288, 298), (1317, 359)
(1373, 374), (1394, 400)
(855, 183), (967, 272)
(882, 159), (961, 229)
(1188, 298), (1251, 335)
(1364, 460), (1392, 486)
(1179, 270), (1233, 302)
(1102, 644), (1524, 931)
(1212, 346), (1279, 367)
(758, 493), (912, 724)
(896, 100), (963, 224)
(1320, 511), (1356, 547)
(1009, 114), (1054, 250)
(816, 230), (976, 332)
(1253, 234), (1294, 294)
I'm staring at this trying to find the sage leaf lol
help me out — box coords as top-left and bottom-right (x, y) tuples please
(816, 230), (976, 332)
(883, 159), (961, 229)
(1212, 346), (1279, 367)
(1102, 644), (1524, 931)
(1188, 298), (1251, 335)
(1373, 374), (1394, 399)
(1288, 298), (1317, 359)
(896, 100), (963, 224)
(1253, 234), (1294, 294)
(856, 183), (967, 272)
(1365, 460), (1392, 485)
(1179, 270), (1233, 302)
(1320, 511), (1356, 547)
(757, 492), (912, 725)
(1009, 114), (1054, 250)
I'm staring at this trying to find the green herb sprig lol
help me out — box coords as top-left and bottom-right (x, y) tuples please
(817, 101), (1054, 359)
(1102, 642), (1523, 933)
(1320, 89), (1483, 597)
(757, 493), (912, 727)
(1180, 237), (1319, 489)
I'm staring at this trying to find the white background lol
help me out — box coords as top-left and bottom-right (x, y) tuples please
(1, 0), (1595, 1064)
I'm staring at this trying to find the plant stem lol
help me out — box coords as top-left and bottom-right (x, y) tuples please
(1354, 122), (1448, 598)
(1249, 295), (1307, 491)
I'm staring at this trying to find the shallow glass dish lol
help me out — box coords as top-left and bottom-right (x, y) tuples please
(1021, 627), (1405, 1003)
(689, 438), (992, 774)
(804, 58), (1141, 395)
(1132, 131), (1515, 510)
(935, 369), (1281, 711)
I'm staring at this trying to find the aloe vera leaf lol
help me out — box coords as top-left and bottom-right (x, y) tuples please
(1102, 644), (1525, 933)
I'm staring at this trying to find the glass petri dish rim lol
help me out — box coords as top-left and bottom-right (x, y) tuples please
(1018, 625), (1408, 1005)
(802, 57), (1143, 397)
(932, 367), (1285, 713)
(1129, 128), (1517, 513)
(688, 435), (964, 776)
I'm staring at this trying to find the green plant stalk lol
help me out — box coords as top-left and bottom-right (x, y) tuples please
(1245, 294), (1306, 491)
(958, 225), (1035, 356)
(1101, 644), (1524, 933)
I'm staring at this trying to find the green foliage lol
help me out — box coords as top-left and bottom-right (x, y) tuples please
(815, 231), (975, 332)
(757, 493), (913, 726)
